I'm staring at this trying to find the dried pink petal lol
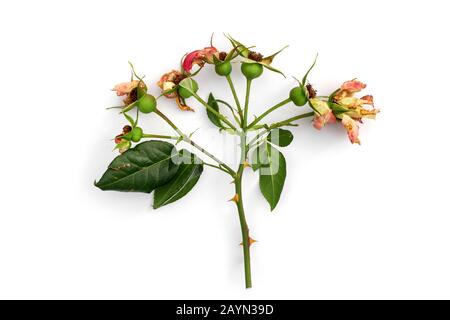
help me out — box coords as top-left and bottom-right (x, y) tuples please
(342, 115), (360, 144)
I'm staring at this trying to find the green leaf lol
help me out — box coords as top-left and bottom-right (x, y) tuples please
(206, 93), (224, 129)
(153, 150), (203, 209)
(95, 141), (179, 193)
(268, 129), (293, 147)
(259, 144), (286, 211)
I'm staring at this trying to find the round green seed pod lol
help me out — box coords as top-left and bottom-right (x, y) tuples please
(289, 86), (308, 106)
(241, 63), (263, 80)
(215, 61), (232, 76)
(178, 79), (199, 99)
(131, 127), (143, 142)
(137, 94), (157, 113)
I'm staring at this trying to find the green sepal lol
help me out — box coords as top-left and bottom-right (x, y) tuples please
(261, 45), (289, 65)
(225, 34), (250, 58)
(328, 102), (349, 115)
(302, 54), (318, 86)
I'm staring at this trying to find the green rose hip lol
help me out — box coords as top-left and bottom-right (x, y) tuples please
(289, 86), (308, 106)
(178, 79), (199, 99)
(241, 63), (263, 80)
(215, 61), (232, 76)
(138, 94), (157, 113)
(131, 127), (143, 142)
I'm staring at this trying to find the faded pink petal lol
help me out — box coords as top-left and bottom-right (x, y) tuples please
(313, 110), (336, 130)
(157, 70), (184, 98)
(342, 115), (360, 144)
(182, 47), (218, 72)
(112, 80), (140, 96)
(360, 95), (374, 105)
(341, 79), (366, 93)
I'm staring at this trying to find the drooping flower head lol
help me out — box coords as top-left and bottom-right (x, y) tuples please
(311, 79), (379, 144)
(114, 125), (132, 153)
(157, 70), (185, 98)
(182, 47), (219, 73)
(156, 70), (195, 111)
(112, 80), (147, 106)
(332, 79), (379, 121)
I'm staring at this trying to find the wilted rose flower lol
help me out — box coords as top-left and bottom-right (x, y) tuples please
(114, 125), (132, 152)
(333, 79), (379, 120)
(112, 80), (146, 105)
(157, 70), (184, 98)
(331, 79), (380, 144)
(182, 47), (218, 73)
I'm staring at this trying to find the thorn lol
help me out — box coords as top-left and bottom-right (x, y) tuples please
(243, 160), (251, 168)
(229, 194), (239, 203)
(240, 236), (257, 247)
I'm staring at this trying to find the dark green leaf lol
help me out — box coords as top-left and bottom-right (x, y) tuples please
(268, 129), (294, 147)
(153, 150), (204, 209)
(95, 141), (179, 193)
(206, 93), (224, 129)
(259, 144), (286, 211)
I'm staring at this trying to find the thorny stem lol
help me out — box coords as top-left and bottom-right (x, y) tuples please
(247, 98), (292, 129)
(226, 74), (244, 123)
(155, 109), (236, 176)
(235, 132), (252, 288)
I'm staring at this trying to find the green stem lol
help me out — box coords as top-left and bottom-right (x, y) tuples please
(247, 98), (291, 129)
(142, 134), (178, 140)
(226, 74), (243, 122)
(191, 93), (237, 131)
(155, 109), (236, 176)
(251, 111), (315, 131)
(235, 132), (252, 288)
(243, 79), (252, 128)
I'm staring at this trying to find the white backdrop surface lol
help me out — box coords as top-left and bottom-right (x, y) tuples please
(1, 0), (449, 299)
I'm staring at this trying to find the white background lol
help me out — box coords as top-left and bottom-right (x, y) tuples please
(1, 0), (449, 299)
